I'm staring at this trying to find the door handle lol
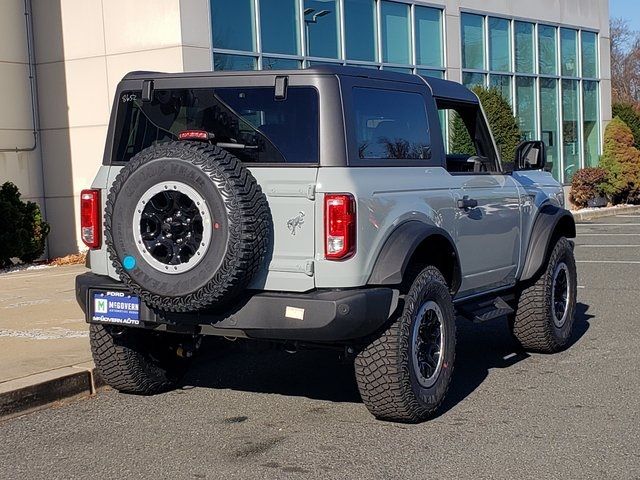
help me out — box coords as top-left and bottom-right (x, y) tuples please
(457, 196), (478, 210)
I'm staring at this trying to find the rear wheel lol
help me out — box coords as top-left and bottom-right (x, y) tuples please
(511, 237), (577, 353)
(90, 324), (197, 394)
(354, 266), (456, 423)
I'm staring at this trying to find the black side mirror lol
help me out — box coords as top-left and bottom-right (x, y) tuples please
(514, 140), (546, 171)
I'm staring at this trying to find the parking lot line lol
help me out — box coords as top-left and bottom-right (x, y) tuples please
(576, 260), (640, 264)
(576, 223), (640, 226)
(577, 233), (640, 236)
(577, 245), (640, 248)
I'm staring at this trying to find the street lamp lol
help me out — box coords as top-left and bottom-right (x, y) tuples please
(304, 8), (331, 57)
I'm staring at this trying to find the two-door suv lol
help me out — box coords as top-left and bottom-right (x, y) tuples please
(76, 66), (577, 422)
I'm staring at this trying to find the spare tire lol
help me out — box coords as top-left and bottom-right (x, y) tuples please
(104, 141), (270, 312)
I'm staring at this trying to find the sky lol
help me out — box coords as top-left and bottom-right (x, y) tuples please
(610, 0), (640, 31)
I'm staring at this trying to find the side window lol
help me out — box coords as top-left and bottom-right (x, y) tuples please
(437, 100), (500, 174)
(353, 87), (432, 162)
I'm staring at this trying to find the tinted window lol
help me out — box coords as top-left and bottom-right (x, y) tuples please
(210, 0), (255, 51)
(304, 0), (340, 58)
(381, 1), (410, 64)
(260, 0), (300, 55)
(113, 87), (319, 165)
(461, 13), (485, 70)
(344, 0), (377, 62)
(353, 88), (431, 161)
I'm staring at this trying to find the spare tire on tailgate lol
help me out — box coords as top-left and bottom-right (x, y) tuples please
(104, 141), (270, 312)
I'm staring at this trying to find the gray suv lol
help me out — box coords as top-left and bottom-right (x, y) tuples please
(76, 66), (577, 423)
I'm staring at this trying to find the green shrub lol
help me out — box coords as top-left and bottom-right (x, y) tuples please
(0, 182), (50, 267)
(569, 167), (608, 208)
(599, 118), (640, 204)
(612, 103), (640, 149)
(449, 86), (522, 164)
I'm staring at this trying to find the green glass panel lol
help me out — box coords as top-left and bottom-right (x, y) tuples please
(490, 74), (512, 104)
(539, 78), (560, 180)
(304, 0), (340, 59)
(211, 0), (255, 51)
(384, 66), (412, 73)
(462, 72), (486, 88)
(562, 79), (580, 181)
(260, 0), (299, 55)
(583, 81), (600, 167)
(381, 1), (410, 64)
(344, 0), (377, 61)
(461, 13), (485, 70)
(418, 69), (444, 79)
(214, 53), (257, 71)
(581, 31), (598, 78)
(538, 25), (557, 75)
(415, 7), (442, 67)
(561, 28), (578, 77)
(262, 57), (301, 70)
(515, 21), (534, 73)
(489, 17), (510, 72)
(516, 76), (536, 141)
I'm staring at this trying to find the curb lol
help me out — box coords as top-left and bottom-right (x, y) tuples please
(571, 204), (640, 222)
(0, 363), (104, 420)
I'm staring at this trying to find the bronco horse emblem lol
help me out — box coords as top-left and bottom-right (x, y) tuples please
(287, 211), (305, 236)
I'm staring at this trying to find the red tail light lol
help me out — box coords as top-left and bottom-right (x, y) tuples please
(80, 189), (101, 249)
(324, 194), (356, 260)
(178, 130), (212, 141)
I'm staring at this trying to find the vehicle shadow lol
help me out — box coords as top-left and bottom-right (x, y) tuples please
(181, 302), (594, 412)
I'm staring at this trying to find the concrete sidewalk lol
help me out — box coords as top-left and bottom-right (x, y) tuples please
(0, 264), (100, 417)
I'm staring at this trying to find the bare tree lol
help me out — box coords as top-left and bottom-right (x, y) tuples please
(611, 18), (640, 105)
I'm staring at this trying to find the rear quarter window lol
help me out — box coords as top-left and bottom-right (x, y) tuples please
(111, 86), (319, 165)
(352, 87), (433, 163)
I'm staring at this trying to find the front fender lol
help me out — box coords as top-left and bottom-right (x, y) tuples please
(520, 204), (576, 282)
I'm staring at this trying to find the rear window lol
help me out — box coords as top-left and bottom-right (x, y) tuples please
(112, 86), (319, 164)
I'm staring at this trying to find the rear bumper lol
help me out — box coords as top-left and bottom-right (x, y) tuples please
(76, 273), (397, 342)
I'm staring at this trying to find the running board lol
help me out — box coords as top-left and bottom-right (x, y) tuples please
(457, 296), (515, 324)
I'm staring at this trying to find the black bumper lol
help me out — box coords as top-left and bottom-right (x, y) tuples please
(76, 273), (397, 342)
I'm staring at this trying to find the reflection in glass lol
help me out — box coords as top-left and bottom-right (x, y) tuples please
(415, 7), (442, 67)
(561, 28), (578, 77)
(538, 25), (557, 75)
(516, 77), (536, 141)
(489, 17), (510, 72)
(304, 0), (340, 59)
(418, 69), (444, 79)
(562, 79), (580, 181)
(260, 0), (300, 55)
(463, 72), (486, 88)
(540, 78), (560, 180)
(515, 21), (534, 73)
(211, 0), (255, 51)
(344, 0), (377, 61)
(583, 81), (600, 167)
(214, 53), (257, 71)
(262, 57), (301, 70)
(581, 31), (598, 78)
(490, 74), (512, 104)
(381, 1), (410, 64)
(461, 13), (485, 70)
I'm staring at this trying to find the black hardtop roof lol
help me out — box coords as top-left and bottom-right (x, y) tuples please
(123, 65), (478, 103)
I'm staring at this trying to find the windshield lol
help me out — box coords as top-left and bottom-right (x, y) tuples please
(112, 86), (319, 164)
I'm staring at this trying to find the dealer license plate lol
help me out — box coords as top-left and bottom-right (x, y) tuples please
(91, 290), (140, 325)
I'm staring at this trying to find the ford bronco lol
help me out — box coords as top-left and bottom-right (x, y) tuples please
(76, 66), (577, 423)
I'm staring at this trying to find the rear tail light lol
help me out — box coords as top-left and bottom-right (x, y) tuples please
(80, 189), (101, 249)
(324, 194), (356, 260)
(178, 130), (212, 141)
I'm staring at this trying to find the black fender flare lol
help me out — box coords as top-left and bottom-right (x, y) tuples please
(367, 221), (462, 293)
(520, 204), (576, 282)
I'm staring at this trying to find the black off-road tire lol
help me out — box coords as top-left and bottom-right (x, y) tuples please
(511, 237), (577, 353)
(90, 324), (193, 394)
(354, 266), (456, 423)
(104, 141), (270, 312)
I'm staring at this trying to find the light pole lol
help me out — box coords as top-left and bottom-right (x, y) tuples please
(304, 8), (330, 57)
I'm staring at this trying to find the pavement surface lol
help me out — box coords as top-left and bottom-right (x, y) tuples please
(0, 264), (90, 383)
(1, 215), (640, 479)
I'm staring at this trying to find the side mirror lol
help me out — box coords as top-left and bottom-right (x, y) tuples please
(514, 140), (546, 171)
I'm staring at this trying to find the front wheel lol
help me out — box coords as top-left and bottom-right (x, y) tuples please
(90, 324), (197, 394)
(511, 237), (577, 353)
(354, 266), (456, 423)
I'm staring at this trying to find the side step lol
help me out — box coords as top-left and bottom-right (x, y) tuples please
(457, 296), (515, 324)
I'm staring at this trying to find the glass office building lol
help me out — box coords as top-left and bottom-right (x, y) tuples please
(209, 0), (608, 184)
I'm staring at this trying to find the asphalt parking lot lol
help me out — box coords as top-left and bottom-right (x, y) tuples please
(1, 214), (639, 479)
